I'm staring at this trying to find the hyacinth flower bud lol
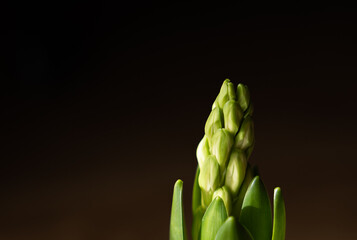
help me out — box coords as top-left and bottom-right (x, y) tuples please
(213, 186), (232, 215)
(211, 129), (233, 169)
(231, 164), (254, 219)
(216, 79), (236, 109)
(244, 102), (254, 117)
(237, 83), (250, 112)
(224, 148), (247, 198)
(196, 135), (210, 168)
(246, 139), (255, 159)
(223, 100), (243, 136)
(205, 107), (222, 146)
(235, 116), (254, 150)
(199, 155), (221, 207)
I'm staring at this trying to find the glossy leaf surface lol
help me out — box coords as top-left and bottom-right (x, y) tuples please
(170, 180), (187, 240)
(240, 176), (272, 240)
(272, 187), (286, 240)
(192, 167), (201, 213)
(215, 217), (239, 240)
(201, 197), (228, 240)
(192, 206), (205, 240)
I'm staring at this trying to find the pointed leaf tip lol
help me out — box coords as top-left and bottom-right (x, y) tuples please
(215, 217), (239, 240)
(170, 179), (187, 240)
(272, 187), (286, 240)
(201, 197), (228, 240)
(239, 176), (272, 240)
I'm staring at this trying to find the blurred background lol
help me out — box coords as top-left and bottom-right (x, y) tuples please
(1, 1), (357, 240)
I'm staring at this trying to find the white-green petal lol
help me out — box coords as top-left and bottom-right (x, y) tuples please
(216, 79), (235, 109)
(211, 129), (233, 168)
(196, 135), (210, 168)
(237, 83), (250, 112)
(224, 148), (247, 198)
(223, 100), (243, 136)
(235, 116), (254, 150)
(205, 107), (223, 145)
(198, 155), (220, 195)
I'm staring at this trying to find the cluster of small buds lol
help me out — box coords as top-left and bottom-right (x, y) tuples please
(196, 79), (254, 213)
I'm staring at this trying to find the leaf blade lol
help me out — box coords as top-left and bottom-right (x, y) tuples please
(170, 180), (187, 240)
(201, 197), (228, 240)
(272, 187), (286, 240)
(192, 166), (201, 213)
(239, 176), (272, 240)
(215, 217), (239, 240)
(192, 206), (205, 240)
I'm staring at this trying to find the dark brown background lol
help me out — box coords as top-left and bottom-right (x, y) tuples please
(1, 2), (357, 240)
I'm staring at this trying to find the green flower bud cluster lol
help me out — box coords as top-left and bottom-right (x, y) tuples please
(197, 79), (254, 212)
(169, 79), (286, 240)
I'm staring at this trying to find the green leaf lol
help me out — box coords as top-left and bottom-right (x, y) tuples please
(170, 180), (187, 240)
(192, 166), (201, 213)
(213, 186), (232, 215)
(272, 187), (286, 240)
(201, 197), (228, 240)
(192, 206), (205, 240)
(215, 217), (239, 240)
(215, 217), (253, 240)
(239, 176), (272, 240)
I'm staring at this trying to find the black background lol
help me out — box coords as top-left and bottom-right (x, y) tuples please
(2, 2), (357, 239)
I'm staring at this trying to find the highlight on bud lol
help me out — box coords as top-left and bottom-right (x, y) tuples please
(198, 155), (221, 205)
(213, 186), (232, 215)
(211, 129), (234, 168)
(196, 135), (210, 168)
(234, 116), (254, 150)
(223, 100), (243, 136)
(224, 148), (247, 197)
(216, 79), (236, 109)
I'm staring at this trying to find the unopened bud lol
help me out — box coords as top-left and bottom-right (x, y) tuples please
(196, 135), (210, 168)
(205, 107), (222, 145)
(246, 140), (255, 159)
(216, 79), (236, 109)
(232, 164), (254, 218)
(235, 116), (254, 150)
(225, 148), (247, 197)
(199, 155), (221, 207)
(213, 186), (232, 215)
(223, 100), (243, 136)
(237, 83), (250, 112)
(211, 129), (233, 168)
(244, 102), (254, 117)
